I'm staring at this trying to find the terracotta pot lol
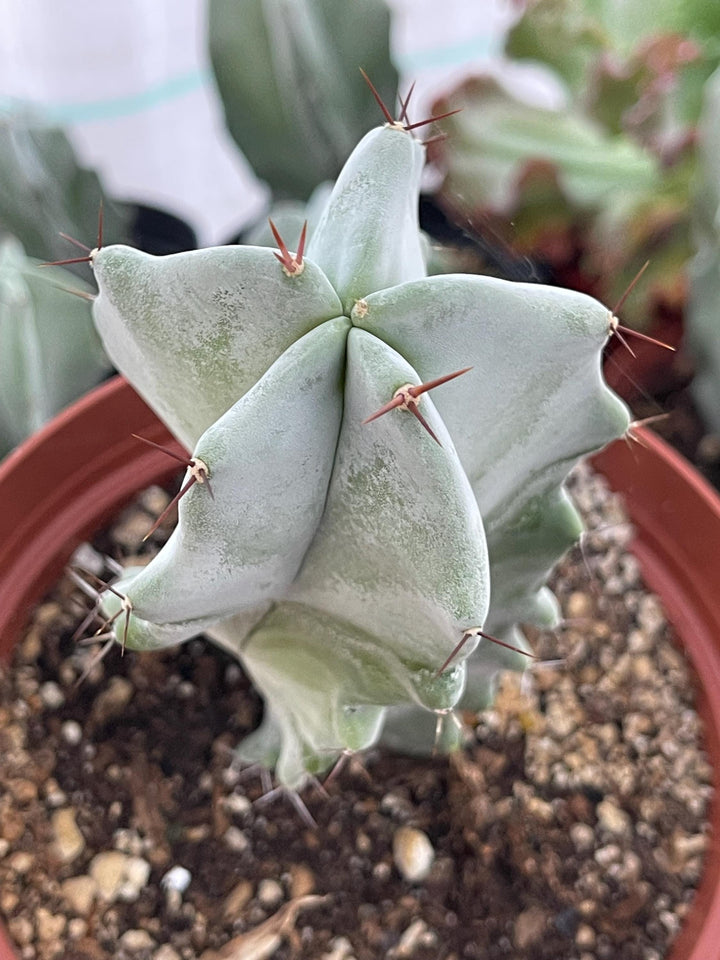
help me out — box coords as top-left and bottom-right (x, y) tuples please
(1, 377), (719, 960)
(0, 377), (185, 660)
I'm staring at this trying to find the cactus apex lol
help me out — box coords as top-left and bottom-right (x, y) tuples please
(360, 67), (462, 134)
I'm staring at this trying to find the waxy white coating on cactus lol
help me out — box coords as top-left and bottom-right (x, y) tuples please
(91, 117), (629, 786)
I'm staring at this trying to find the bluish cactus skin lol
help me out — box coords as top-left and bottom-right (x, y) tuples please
(92, 120), (629, 787)
(0, 237), (110, 457)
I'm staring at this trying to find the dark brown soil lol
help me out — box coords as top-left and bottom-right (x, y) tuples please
(0, 468), (712, 960)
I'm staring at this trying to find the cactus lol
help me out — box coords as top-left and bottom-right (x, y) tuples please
(87, 86), (629, 787)
(208, 0), (397, 201)
(0, 237), (110, 458)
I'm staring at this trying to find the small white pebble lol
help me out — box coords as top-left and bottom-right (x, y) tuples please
(52, 808), (86, 864)
(594, 844), (622, 867)
(198, 772), (214, 793)
(0, 839), (9, 858)
(393, 826), (435, 882)
(224, 793), (252, 816)
(161, 865), (192, 893)
(45, 787), (68, 808)
(60, 876), (98, 916)
(257, 878), (284, 908)
(67, 918), (88, 939)
(61, 720), (83, 746)
(224, 826), (249, 852)
(322, 936), (355, 960)
(119, 929), (156, 951)
(596, 799), (632, 836)
(570, 823), (595, 852)
(117, 856), (151, 901)
(394, 918), (434, 957)
(659, 910), (681, 935)
(575, 924), (596, 948)
(153, 946), (182, 960)
(89, 851), (129, 901)
(39, 681), (65, 709)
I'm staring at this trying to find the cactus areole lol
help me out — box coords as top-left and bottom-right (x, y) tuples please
(87, 104), (629, 786)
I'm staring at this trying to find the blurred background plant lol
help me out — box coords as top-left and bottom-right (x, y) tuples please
(0, 234), (110, 458)
(432, 0), (720, 334)
(0, 106), (198, 458)
(688, 64), (720, 436)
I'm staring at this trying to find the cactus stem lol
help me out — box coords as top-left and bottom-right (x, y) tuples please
(436, 627), (536, 677)
(362, 367), (472, 445)
(142, 458), (212, 542)
(432, 708), (462, 755)
(269, 219), (307, 276)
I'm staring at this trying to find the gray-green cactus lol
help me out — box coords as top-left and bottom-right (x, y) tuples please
(89, 99), (629, 787)
(0, 237), (110, 458)
(208, 0), (397, 201)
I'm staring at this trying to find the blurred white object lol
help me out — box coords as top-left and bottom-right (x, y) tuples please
(0, 0), (553, 245)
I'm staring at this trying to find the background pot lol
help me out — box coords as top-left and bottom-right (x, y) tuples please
(1, 378), (719, 960)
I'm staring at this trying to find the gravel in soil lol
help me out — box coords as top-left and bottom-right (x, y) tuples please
(0, 465), (713, 960)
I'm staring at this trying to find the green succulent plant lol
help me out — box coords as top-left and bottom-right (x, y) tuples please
(434, 0), (720, 328)
(0, 109), (131, 266)
(208, 0), (397, 202)
(87, 89), (629, 787)
(0, 236), (111, 458)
